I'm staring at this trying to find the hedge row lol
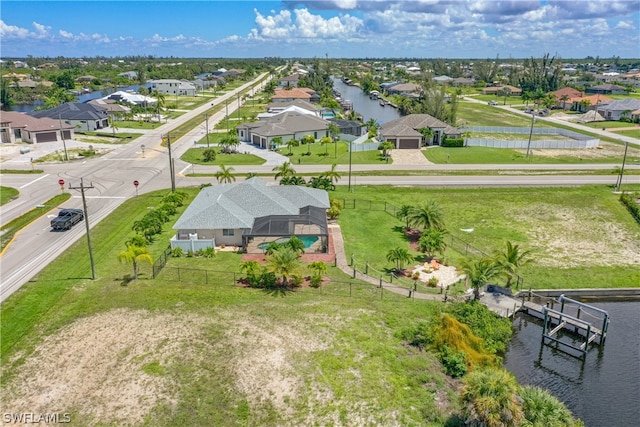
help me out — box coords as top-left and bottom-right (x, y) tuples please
(442, 138), (464, 147)
(620, 193), (640, 224)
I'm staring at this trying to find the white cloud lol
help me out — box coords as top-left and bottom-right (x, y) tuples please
(250, 7), (363, 40)
(0, 20), (50, 39)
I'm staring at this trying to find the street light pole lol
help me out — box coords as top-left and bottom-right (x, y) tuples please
(614, 140), (630, 193)
(166, 133), (176, 192)
(225, 100), (229, 132)
(205, 112), (210, 148)
(525, 112), (536, 158)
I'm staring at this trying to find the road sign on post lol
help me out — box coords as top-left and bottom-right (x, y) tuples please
(133, 180), (139, 197)
(58, 179), (65, 192)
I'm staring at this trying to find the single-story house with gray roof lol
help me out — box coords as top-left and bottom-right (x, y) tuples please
(236, 111), (330, 149)
(30, 102), (109, 132)
(380, 114), (460, 148)
(171, 178), (330, 253)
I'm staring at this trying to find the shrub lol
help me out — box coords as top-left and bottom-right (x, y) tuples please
(171, 247), (183, 258)
(428, 277), (440, 287)
(439, 345), (468, 378)
(202, 148), (217, 162)
(290, 274), (304, 287)
(203, 247), (215, 258)
(186, 250), (194, 258)
(310, 275), (322, 288)
(448, 301), (513, 355)
(620, 193), (640, 224)
(442, 137), (464, 147)
(397, 321), (434, 350)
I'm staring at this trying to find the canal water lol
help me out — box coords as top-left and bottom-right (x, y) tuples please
(331, 77), (400, 124)
(504, 300), (640, 426)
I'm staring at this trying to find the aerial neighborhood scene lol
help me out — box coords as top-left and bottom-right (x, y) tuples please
(1, 1), (640, 426)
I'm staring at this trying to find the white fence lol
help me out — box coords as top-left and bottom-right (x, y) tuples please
(461, 127), (599, 149)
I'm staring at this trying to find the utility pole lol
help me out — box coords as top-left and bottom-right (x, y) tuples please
(166, 133), (176, 192)
(68, 178), (96, 280)
(225, 99), (229, 132)
(205, 113), (210, 148)
(58, 115), (69, 161)
(614, 140), (630, 193)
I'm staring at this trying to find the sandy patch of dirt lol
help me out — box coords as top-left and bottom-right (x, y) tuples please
(526, 141), (640, 159)
(514, 204), (640, 268)
(1, 309), (209, 425)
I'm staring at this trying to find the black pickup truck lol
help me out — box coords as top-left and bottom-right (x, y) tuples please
(51, 209), (84, 231)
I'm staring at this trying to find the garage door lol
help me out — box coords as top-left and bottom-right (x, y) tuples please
(37, 132), (57, 143)
(398, 138), (419, 149)
(62, 130), (72, 139)
(252, 134), (260, 145)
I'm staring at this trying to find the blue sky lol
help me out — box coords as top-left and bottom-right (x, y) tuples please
(1, 1), (639, 58)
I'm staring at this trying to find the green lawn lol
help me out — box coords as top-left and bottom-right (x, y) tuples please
(456, 101), (533, 127)
(280, 141), (389, 165)
(181, 148), (266, 165)
(615, 129), (640, 138)
(423, 146), (640, 164)
(0, 186), (19, 205)
(113, 120), (162, 130)
(582, 121), (639, 129)
(333, 185), (640, 290)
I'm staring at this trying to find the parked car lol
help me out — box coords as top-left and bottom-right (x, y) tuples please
(488, 100), (499, 106)
(51, 209), (84, 231)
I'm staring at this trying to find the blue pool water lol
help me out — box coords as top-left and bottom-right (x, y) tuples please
(257, 236), (319, 251)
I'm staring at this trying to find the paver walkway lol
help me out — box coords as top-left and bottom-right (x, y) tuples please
(390, 149), (433, 166)
(329, 223), (443, 301)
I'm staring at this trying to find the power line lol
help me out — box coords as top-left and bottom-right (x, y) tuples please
(68, 178), (96, 280)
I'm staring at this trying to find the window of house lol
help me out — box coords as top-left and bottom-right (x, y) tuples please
(222, 229), (234, 237)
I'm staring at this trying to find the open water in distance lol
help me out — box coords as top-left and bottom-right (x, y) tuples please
(504, 300), (640, 426)
(331, 78), (400, 124)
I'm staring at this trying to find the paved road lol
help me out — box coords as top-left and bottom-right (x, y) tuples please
(0, 72), (273, 302)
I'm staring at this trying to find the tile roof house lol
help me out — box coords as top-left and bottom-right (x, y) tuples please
(482, 85), (522, 96)
(237, 111), (330, 149)
(586, 84), (628, 95)
(380, 114), (460, 148)
(272, 88), (313, 103)
(0, 111), (74, 144)
(30, 102), (109, 131)
(170, 178), (330, 253)
(595, 99), (640, 121)
(148, 79), (197, 96)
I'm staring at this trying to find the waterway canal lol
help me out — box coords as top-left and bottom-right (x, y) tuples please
(504, 300), (640, 426)
(331, 77), (400, 124)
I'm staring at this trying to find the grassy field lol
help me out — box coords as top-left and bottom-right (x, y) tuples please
(280, 141), (388, 165)
(334, 185), (640, 290)
(423, 145), (640, 164)
(181, 148), (266, 165)
(0, 186), (18, 205)
(456, 100), (532, 127)
(0, 187), (457, 426)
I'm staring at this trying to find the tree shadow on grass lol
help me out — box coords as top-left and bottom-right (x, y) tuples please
(261, 286), (295, 297)
(116, 274), (135, 286)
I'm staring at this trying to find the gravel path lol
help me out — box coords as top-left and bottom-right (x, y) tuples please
(390, 149), (433, 165)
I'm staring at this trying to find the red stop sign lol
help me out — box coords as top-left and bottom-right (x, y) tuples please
(133, 180), (139, 187)
(58, 179), (65, 186)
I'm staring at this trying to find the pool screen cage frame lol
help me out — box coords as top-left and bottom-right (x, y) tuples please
(242, 206), (329, 253)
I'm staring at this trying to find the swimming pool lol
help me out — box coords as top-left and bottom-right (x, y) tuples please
(257, 236), (319, 251)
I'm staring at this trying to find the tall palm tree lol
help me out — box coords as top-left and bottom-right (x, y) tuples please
(379, 140), (395, 158)
(117, 244), (153, 280)
(265, 246), (302, 287)
(215, 164), (236, 184)
(320, 136), (332, 155)
(324, 164), (341, 184)
(408, 200), (445, 231)
(272, 161), (296, 180)
(494, 241), (532, 288)
(462, 256), (501, 300)
(460, 367), (524, 427)
(151, 90), (165, 122)
(386, 247), (414, 273)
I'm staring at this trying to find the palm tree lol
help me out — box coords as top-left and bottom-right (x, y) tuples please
(280, 175), (307, 186)
(151, 90), (165, 122)
(418, 127), (433, 146)
(494, 241), (532, 288)
(307, 261), (327, 278)
(386, 247), (414, 273)
(117, 243), (153, 280)
(379, 141), (395, 159)
(273, 161), (296, 180)
(324, 164), (341, 184)
(418, 228), (448, 258)
(396, 204), (413, 229)
(462, 256), (501, 300)
(559, 94), (570, 110)
(265, 246), (302, 287)
(320, 136), (332, 155)
(460, 367), (524, 427)
(246, 172), (258, 180)
(215, 164), (236, 184)
(408, 200), (445, 231)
